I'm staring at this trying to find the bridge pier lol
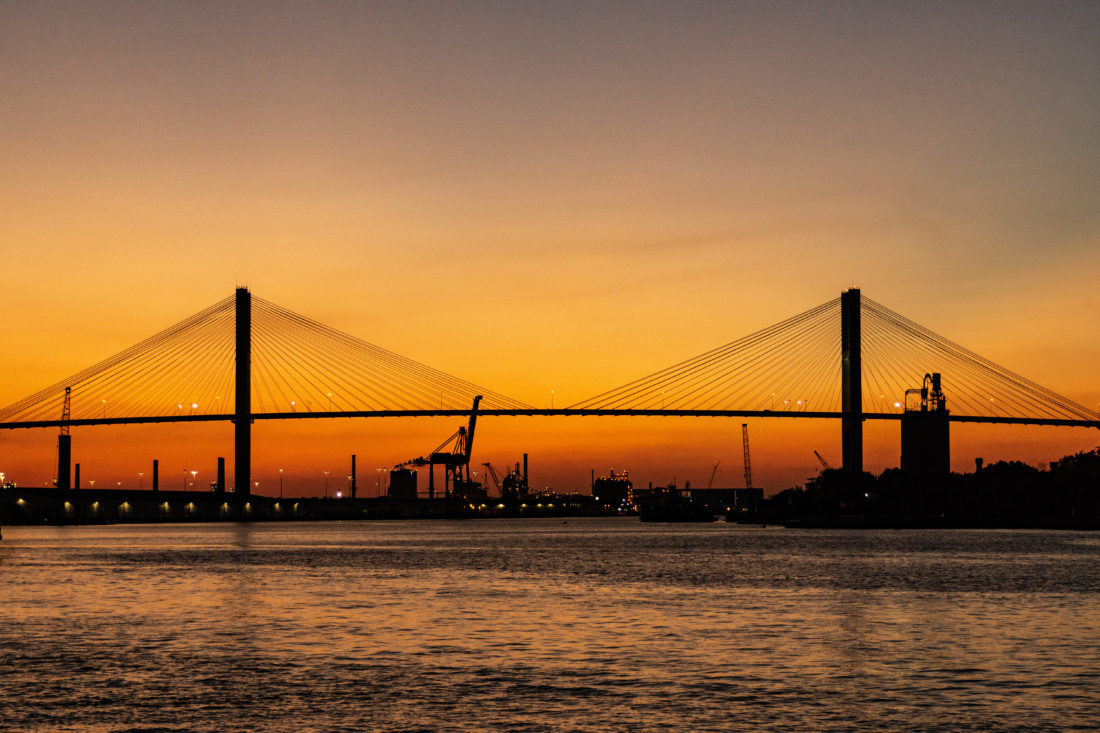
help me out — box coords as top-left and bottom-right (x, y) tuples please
(841, 288), (863, 474)
(235, 288), (251, 497)
(57, 434), (71, 490)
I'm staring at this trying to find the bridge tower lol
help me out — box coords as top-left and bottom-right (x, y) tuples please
(235, 287), (251, 496)
(57, 386), (72, 490)
(841, 288), (863, 474)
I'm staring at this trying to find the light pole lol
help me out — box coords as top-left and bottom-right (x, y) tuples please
(138, 471), (144, 490)
(550, 390), (555, 409)
(279, 468), (284, 499)
(190, 470), (198, 489)
(376, 468), (382, 496)
(323, 469), (329, 498)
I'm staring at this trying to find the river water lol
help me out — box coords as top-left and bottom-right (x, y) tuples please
(2, 519), (1099, 732)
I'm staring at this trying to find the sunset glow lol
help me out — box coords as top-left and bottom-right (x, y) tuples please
(2, 2), (1098, 495)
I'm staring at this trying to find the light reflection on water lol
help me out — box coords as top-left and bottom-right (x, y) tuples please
(2, 519), (1100, 731)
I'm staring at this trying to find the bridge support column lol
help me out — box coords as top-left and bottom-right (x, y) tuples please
(57, 434), (71, 490)
(841, 288), (863, 475)
(235, 288), (252, 497)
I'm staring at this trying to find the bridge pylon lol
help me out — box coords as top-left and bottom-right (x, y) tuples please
(235, 287), (251, 497)
(841, 288), (863, 474)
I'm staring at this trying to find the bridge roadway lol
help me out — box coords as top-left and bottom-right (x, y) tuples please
(2, 410), (1097, 430)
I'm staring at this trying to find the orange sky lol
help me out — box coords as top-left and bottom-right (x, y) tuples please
(2, 2), (1098, 495)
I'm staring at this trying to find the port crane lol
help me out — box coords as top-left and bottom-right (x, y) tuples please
(481, 462), (502, 493)
(395, 395), (482, 501)
(814, 450), (831, 469)
(742, 423), (752, 489)
(482, 459), (529, 509)
(707, 461), (720, 489)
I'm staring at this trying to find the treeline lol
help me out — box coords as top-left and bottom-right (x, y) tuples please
(760, 447), (1100, 528)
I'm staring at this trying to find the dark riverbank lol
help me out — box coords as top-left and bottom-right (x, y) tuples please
(748, 447), (1100, 530)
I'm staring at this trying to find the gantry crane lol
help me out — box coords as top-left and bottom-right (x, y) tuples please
(395, 395), (482, 502)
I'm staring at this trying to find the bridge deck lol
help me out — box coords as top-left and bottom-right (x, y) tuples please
(2, 410), (1097, 430)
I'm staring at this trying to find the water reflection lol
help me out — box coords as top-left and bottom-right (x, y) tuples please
(0, 522), (1098, 731)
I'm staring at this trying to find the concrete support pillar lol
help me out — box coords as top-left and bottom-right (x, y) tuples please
(217, 457), (226, 493)
(351, 454), (357, 499)
(152, 459), (159, 491)
(841, 288), (863, 474)
(234, 288), (251, 497)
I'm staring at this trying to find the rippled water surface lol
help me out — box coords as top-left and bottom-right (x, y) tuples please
(3, 519), (1100, 731)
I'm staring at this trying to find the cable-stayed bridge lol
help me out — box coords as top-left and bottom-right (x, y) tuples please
(2, 288), (1096, 493)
